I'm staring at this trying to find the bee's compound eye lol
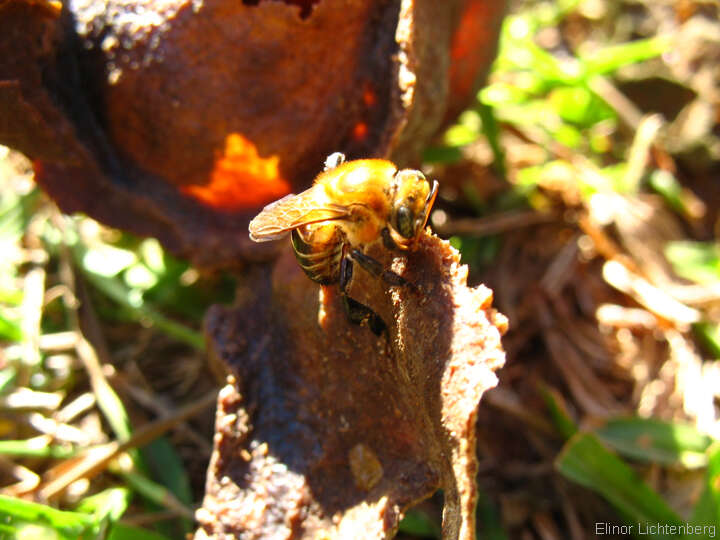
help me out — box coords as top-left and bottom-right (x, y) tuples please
(395, 205), (415, 239)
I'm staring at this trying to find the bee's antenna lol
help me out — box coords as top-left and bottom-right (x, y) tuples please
(426, 180), (439, 205)
(421, 180), (439, 229)
(324, 152), (346, 171)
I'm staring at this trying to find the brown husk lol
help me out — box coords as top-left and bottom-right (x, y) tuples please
(0, 0), (505, 269)
(196, 233), (507, 539)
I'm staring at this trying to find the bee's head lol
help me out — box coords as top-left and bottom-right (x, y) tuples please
(389, 169), (438, 248)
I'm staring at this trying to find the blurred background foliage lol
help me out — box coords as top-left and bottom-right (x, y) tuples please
(1, 0), (720, 538)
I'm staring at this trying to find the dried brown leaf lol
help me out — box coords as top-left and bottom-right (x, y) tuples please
(0, 0), (505, 269)
(197, 234), (506, 539)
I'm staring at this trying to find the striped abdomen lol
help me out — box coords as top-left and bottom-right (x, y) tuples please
(290, 226), (344, 285)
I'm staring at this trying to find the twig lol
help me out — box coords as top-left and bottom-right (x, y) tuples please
(111, 374), (213, 457)
(0, 455), (41, 497)
(51, 209), (133, 442)
(435, 210), (557, 237)
(540, 234), (580, 297)
(662, 282), (720, 306)
(38, 331), (79, 352)
(484, 387), (557, 437)
(602, 260), (701, 328)
(0, 388), (63, 411)
(596, 304), (657, 330)
(38, 443), (119, 500)
(589, 75), (643, 130)
(27, 412), (94, 445)
(623, 114), (664, 192)
(120, 509), (191, 527)
(112, 467), (195, 520)
(590, 75), (684, 192)
(666, 329), (718, 439)
(56, 392), (96, 424)
(19, 264), (45, 381)
(533, 512), (563, 540)
(577, 214), (638, 271)
(38, 390), (217, 500)
(554, 478), (586, 540)
(83, 271), (205, 351)
(537, 302), (622, 417)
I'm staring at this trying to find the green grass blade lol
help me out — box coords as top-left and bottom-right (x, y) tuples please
(556, 433), (682, 535)
(82, 271), (204, 351)
(498, 16), (576, 85)
(0, 200), (25, 242)
(0, 308), (22, 342)
(581, 37), (669, 76)
(107, 522), (173, 540)
(648, 170), (694, 218)
(76, 337), (133, 443)
(549, 86), (615, 127)
(117, 469), (193, 522)
(665, 241), (720, 286)
(477, 488), (508, 540)
(0, 438), (77, 459)
(686, 444), (720, 538)
(140, 437), (193, 534)
(0, 366), (17, 395)
(692, 322), (720, 359)
(0, 287), (23, 305)
(398, 507), (440, 538)
(75, 487), (132, 523)
(422, 146), (464, 164)
(0, 494), (96, 540)
(141, 437), (192, 505)
(539, 385), (577, 439)
(81, 244), (138, 278)
(594, 417), (712, 469)
(478, 103), (507, 179)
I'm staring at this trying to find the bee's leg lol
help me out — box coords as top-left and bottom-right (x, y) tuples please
(366, 307), (387, 335)
(349, 249), (413, 289)
(342, 295), (387, 335)
(339, 255), (387, 335)
(339, 253), (354, 293)
(381, 228), (397, 250)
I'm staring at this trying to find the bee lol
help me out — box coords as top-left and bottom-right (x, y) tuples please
(248, 152), (438, 334)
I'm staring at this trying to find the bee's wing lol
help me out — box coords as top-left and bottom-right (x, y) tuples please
(248, 185), (350, 242)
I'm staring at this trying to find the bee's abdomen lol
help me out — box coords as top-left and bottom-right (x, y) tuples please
(291, 229), (343, 285)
